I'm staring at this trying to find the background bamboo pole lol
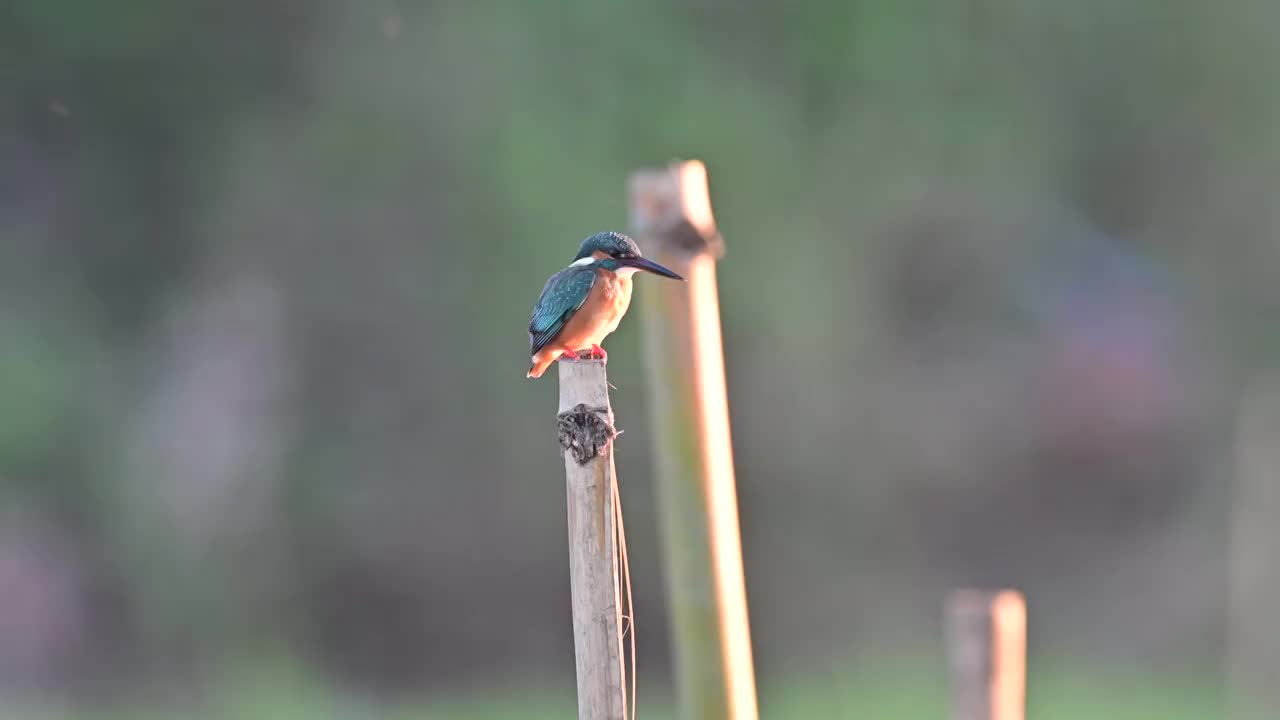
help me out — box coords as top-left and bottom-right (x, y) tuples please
(628, 160), (758, 720)
(1227, 377), (1280, 720)
(946, 589), (1027, 720)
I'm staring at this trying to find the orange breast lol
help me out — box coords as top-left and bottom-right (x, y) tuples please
(556, 270), (633, 350)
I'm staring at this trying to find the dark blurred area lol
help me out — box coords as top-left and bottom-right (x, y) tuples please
(1, 1), (1277, 717)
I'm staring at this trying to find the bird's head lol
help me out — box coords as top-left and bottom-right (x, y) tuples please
(571, 231), (684, 280)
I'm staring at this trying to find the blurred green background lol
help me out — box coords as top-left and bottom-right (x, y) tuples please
(3, 0), (1279, 717)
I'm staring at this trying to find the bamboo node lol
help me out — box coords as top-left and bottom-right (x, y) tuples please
(558, 403), (617, 465)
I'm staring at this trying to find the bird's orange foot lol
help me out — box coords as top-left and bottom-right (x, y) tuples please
(589, 344), (608, 361)
(561, 346), (581, 359)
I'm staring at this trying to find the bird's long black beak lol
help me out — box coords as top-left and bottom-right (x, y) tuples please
(622, 256), (684, 280)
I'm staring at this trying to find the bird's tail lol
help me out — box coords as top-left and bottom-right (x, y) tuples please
(527, 354), (554, 379)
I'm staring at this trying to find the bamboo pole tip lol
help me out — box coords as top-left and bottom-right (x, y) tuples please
(627, 159), (724, 258)
(947, 589), (1026, 616)
(557, 358), (611, 409)
(557, 358), (616, 465)
(946, 588), (1027, 720)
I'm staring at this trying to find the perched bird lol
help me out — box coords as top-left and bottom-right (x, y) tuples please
(527, 231), (683, 378)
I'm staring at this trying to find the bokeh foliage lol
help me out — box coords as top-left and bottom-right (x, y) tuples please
(2, 0), (1277, 713)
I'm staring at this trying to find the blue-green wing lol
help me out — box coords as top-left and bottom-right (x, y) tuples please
(529, 266), (597, 356)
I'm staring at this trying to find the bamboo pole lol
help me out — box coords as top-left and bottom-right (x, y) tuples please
(628, 160), (758, 720)
(558, 358), (626, 720)
(1227, 377), (1280, 719)
(946, 589), (1027, 720)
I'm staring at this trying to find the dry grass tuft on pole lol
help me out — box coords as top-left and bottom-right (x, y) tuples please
(628, 160), (758, 720)
(558, 358), (628, 720)
(946, 589), (1027, 720)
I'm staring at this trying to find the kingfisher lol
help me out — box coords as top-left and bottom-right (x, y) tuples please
(527, 231), (684, 378)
